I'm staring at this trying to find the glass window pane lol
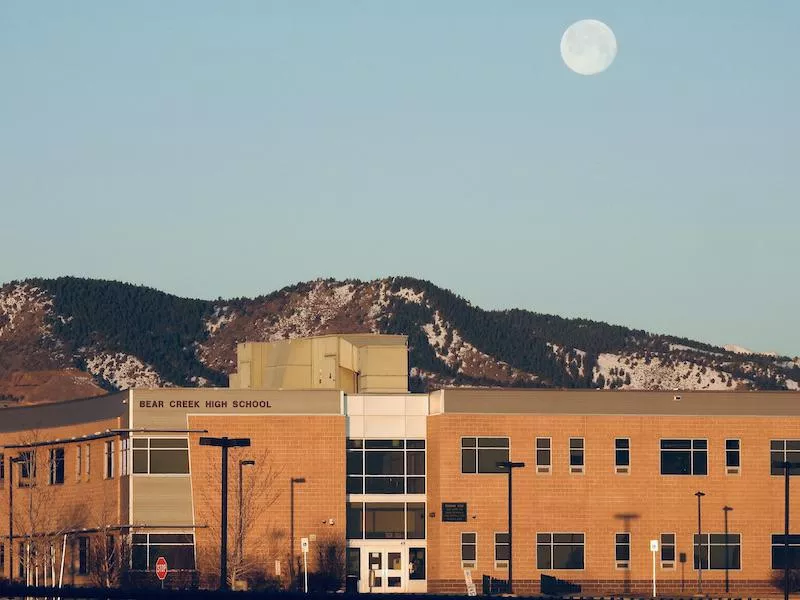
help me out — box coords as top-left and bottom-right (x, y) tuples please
(365, 451), (404, 475)
(132, 545), (148, 570)
(616, 533), (629, 543)
(773, 440), (786, 450)
(132, 439), (148, 448)
(364, 440), (403, 449)
(407, 503), (425, 539)
(537, 533), (551, 543)
(406, 440), (425, 449)
(787, 441), (800, 450)
(478, 438), (509, 448)
(615, 439), (629, 449)
(132, 450), (148, 474)
(662, 439), (691, 449)
(536, 438), (550, 449)
(726, 439), (739, 450)
(409, 548), (425, 580)
(347, 439), (363, 449)
(149, 545), (195, 570)
(346, 451), (363, 475)
(553, 545), (584, 569)
(150, 438), (188, 449)
(661, 451), (691, 474)
(478, 448), (509, 473)
(693, 439), (707, 449)
(347, 548), (361, 577)
(364, 503), (405, 539)
(726, 450), (740, 467)
(537, 450), (551, 465)
(462, 533), (476, 544)
(407, 451), (425, 475)
(462, 438), (476, 448)
(407, 477), (425, 494)
(615, 450), (629, 466)
(569, 438), (584, 449)
(346, 503), (363, 539)
(462, 544), (476, 561)
(149, 534), (193, 544)
(537, 544), (551, 569)
(693, 451), (708, 475)
(461, 449), (476, 473)
(346, 477), (363, 494)
(662, 546), (675, 562)
(570, 450), (584, 466)
(149, 450), (190, 474)
(495, 533), (509, 544)
(616, 544), (630, 561)
(364, 476), (404, 494)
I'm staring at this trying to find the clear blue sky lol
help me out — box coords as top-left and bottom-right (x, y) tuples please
(1, 1), (797, 356)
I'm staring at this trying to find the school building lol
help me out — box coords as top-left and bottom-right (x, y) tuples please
(2, 333), (800, 595)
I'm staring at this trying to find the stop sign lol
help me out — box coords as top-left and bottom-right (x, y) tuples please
(155, 556), (168, 581)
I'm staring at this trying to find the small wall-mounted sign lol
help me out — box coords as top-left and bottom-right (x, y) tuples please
(442, 502), (468, 522)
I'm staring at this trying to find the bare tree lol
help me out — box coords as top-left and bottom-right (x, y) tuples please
(195, 447), (283, 589)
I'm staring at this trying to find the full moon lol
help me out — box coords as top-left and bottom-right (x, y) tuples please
(560, 19), (617, 76)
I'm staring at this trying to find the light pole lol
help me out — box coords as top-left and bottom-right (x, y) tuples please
(723, 506), (733, 594)
(695, 491), (705, 595)
(238, 460), (255, 567)
(198, 436), (251, 590)
(497, 460), (525, 595)
(781, 461), (800, 600)
(290, 477), (306, 590)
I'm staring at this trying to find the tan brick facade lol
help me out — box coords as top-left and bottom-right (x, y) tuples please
(188, 415), (346, 589)
(427, 413), (800, 595)
(0, 416), (125, 585)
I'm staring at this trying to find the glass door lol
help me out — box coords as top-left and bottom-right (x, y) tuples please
(364, 548), (405, 593)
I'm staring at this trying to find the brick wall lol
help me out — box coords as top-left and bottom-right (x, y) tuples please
(188, 415), (346, 588)
(0, 417), (124, 584)
(427, 413), (800, 596)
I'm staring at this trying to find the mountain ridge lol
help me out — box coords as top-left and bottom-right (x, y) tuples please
(0, 275), (797, 402)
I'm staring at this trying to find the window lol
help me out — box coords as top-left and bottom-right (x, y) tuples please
(346, 439), (425, 494)
(78, 537), (90, 575)
(104, 440), (114, 479)
(85, 444), (91, 479)
(495, 533), (509, 569)
(0, 453), (5, 486)
(771, 440), (800, 475)
(131, 533), (195, 571)
(75, 446), (82, 481)
(461, 438), (509, 474)
(569, 438), (584, 473)
(18, 451), (35, 487)
(537, 533), (585, 570)
(615, 533), (630, 569)
(461, 533), (477, 568)
(772, 535), (800, 569)
(0, 541), (4, 573)
(409, 547), (425, 580)
(661, 533), (676, 568)
(693, 533), (741, 570)
(660, 439), (707, 475)
(536, 438), (551, 473)
(346, 502), (425, 540)
(615, 438), (630, 473)
(48, 448), (65, 485)
(132, 438), (190, 474)
(725, 439), (740, 474)
(121, 438), (130, 476)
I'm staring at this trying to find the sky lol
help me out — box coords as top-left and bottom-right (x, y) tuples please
(1, 1), (797, 356)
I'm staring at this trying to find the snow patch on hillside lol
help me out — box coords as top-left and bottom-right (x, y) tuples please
(595, 353), (739, 390)
(395, 287), (425, 304)
(0, 284), (54, 336)
(267, 281), (356, 341)
(86, 353), (166, 389)
(785, 379), (799, 391)
(205, 306), (237, 335)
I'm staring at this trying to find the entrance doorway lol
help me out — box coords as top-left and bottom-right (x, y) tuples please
(351, 546), (426, 593)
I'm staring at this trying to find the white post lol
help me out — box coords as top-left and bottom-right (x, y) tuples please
(650, 539), (659, 597)
(58, 534), (67, 588)
(303, 550), (308, 593)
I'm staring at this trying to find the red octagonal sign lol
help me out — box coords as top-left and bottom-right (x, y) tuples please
(155, 556), (168, 581)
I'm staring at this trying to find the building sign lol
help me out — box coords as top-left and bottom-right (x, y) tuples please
(442, 502), (467, 522)
(137, 399), (273, 409)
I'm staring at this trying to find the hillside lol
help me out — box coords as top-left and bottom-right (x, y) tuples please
(0, 276), (797, 402)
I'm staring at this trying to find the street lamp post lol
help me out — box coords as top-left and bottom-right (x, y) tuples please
(198, 436), (251, 590)
(238, 459), (256, 566)
(695, 491), (705, 595)
(497, 460), (526, 595)
(290, 477), (306, 590)
(781, 461), (800, 600)
(723, 506), (733, 594)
